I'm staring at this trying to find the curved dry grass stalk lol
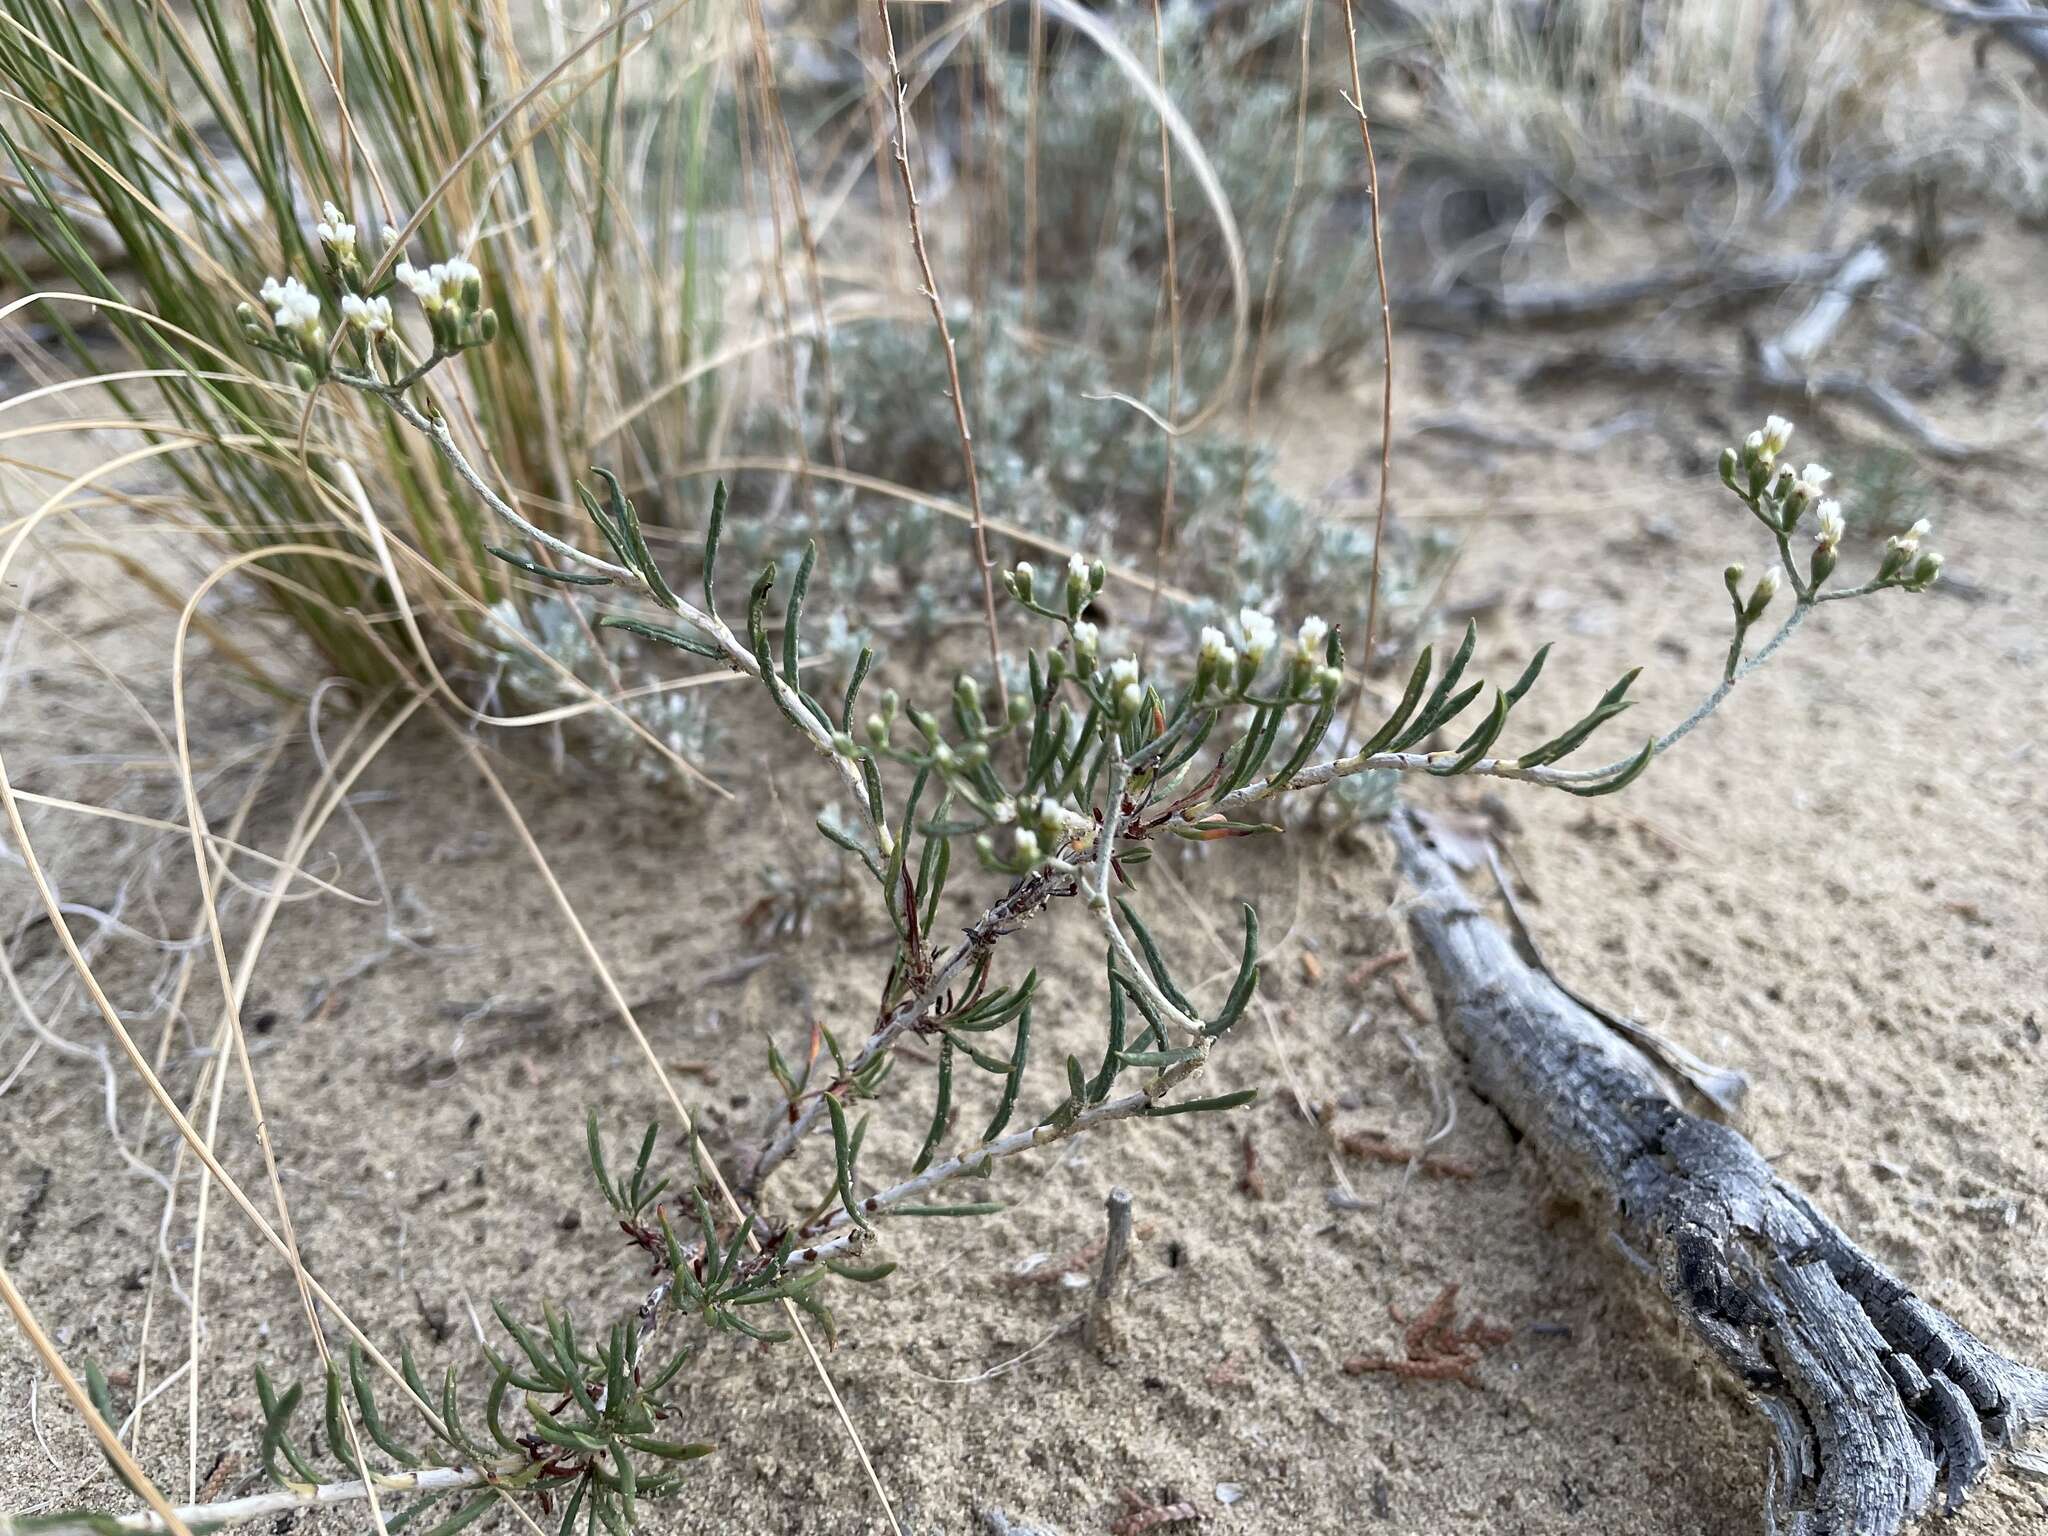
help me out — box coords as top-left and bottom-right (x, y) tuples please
(1338, 0), (1399, 745)
(1033, 0), (1248, 438)
(869, 0), (1009, 715)
(449, 719), (904, 1530)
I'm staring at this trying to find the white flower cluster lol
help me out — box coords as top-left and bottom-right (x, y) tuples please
(315, 201), (357, 263)
(259, 275), (322, 343)
(340, 293), (393, 336)
(1717, 417), (1946, 604)
(395, 256), (481, 314)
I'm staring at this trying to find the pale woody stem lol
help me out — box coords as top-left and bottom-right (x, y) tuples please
(9, 1462), (516, 1536)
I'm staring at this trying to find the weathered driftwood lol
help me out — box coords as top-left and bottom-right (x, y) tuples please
(1389, 809), (2048, 1534)
(1915, 0), (2048, 78)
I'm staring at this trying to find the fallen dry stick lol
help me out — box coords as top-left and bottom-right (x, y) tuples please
(1390, 809), (2048, 1532)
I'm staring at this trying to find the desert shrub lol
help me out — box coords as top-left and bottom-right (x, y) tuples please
(764, 304), (1449, 654)
(19, 259), (1948, 1532)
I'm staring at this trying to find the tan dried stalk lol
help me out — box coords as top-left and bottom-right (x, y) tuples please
(1338, 0), (1398, 745)
(868, 0), (1009, 710)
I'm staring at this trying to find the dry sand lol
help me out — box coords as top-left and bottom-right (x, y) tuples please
(3, 234), (2044, 1536)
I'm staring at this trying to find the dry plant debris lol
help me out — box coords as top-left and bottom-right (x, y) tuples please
(1343, 1281), (1513, 1389)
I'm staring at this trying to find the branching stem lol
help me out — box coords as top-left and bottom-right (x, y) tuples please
(13, 1462), (519, 1536)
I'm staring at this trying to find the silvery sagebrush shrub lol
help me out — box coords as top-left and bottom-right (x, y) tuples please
(754, 302), (1451, 728)
(29, 243), (1943, 1536)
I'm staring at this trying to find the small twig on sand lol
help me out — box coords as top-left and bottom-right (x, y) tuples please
(1343, 1282), (1511, 1388)
(1085, 1186), (1135, 1359)
(1338, 1129), (1477, 1181)
(1237, 1128), (1266, 1199)
(1111, 1489), (1204, 1535)
(1345, 946), (1410, 989)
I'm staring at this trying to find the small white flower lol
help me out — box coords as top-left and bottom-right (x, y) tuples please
(1755, 564), (1782, 603)
(1070, 620), (1099, 660)
(1119, 682), (1144, 715)
(1109, 656), (1140, 687)
(315, 202), (356, 260)
(1743, 429), (1766, 458)
(991, 797), (1016, 825)
(259, 275), (322, 337)
(398, 257), (477, 313)
(1761, 415), (1795, 456)
(1314, 664), (1344, 694)
(1068, 552), (1090, 582)
(1037, 796), (1063, 825)
(1237, 607), (1276, 664)
(1891, 517), (1932, 558)
(1813, 500), (1845, 551)
(339, 293), (393, 335)
(1295, 615), (1328, 661)
(1013, 827), (1042, 863)
(1784, 462), (1829, 505)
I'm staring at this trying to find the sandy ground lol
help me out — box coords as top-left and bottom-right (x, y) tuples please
(3, 192), (2046, 1536)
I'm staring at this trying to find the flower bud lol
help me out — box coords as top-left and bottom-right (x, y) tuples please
(1718, 446), (1740, 492)
(1006, 560), (1035, 603)
(1743, 564), (1782, 622)
(1237, 607), (1276, 668)
(1070, 620), (1099, 666)
(954, 673), (981, 716)
(1724, 563), (1745, 604)
(1013, 828), (1042, 865)
(1065, 551), (1093, 617)
(1809, 545), (1837, 589)
(1812, 499), (1845, 553)
(865, 713), (888, 747)
(1007, 692), (1032, 725)
(830, 731), (857, 758)
(1905, 551), (1943, 590)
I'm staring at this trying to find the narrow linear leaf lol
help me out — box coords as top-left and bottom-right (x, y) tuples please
(1146, 1087), (1259, 1117)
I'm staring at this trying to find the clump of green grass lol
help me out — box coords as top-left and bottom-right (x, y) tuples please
(0, 0), (732, 683)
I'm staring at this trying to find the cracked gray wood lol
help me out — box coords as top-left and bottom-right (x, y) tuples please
(1389, 809), (2048, 1534)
